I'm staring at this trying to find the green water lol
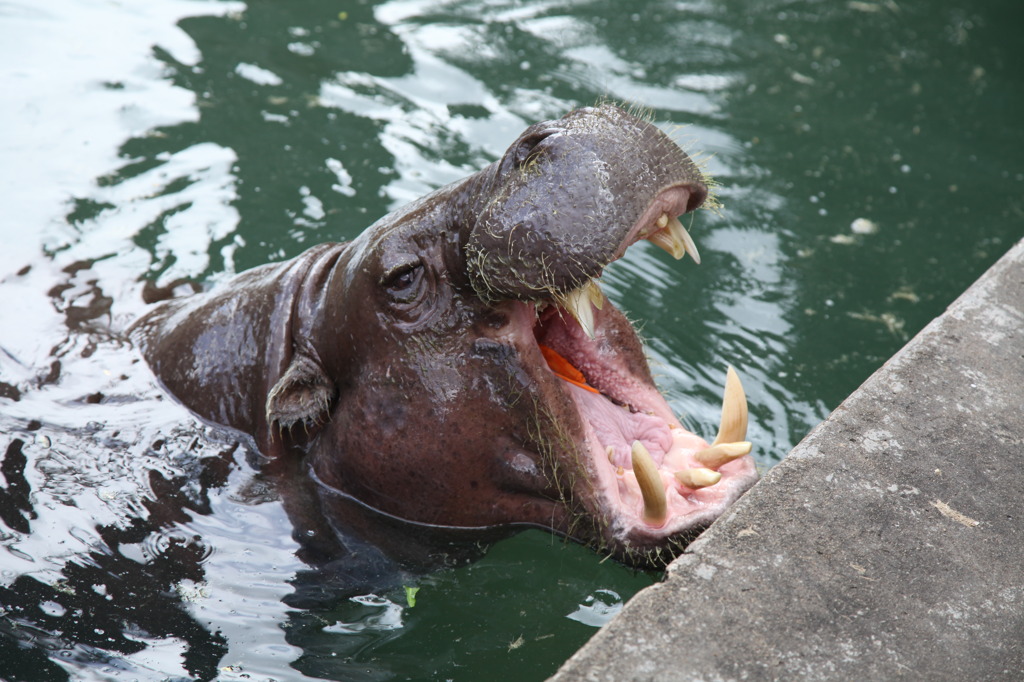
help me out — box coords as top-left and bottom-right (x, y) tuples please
(1, 0), (1022, 679)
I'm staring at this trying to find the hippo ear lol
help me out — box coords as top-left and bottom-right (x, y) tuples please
(265, 352), (334, 434)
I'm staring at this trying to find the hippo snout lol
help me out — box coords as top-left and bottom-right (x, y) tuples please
(465, 104), (708, 304)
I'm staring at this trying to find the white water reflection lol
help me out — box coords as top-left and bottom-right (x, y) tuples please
(319, 11), (530, 205)
(566, 589), (624, 628)
(0, 0), (244, 280)
(324, 595), (406, 634)
(48, 142), (241, 290)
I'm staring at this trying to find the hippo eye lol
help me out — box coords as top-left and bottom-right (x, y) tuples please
(382, 261), (424, 301)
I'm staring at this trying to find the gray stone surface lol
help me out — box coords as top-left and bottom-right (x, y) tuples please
(552, 237), (1024, 681)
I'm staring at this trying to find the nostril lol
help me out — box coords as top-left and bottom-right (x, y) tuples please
(512, 126), (560, 168)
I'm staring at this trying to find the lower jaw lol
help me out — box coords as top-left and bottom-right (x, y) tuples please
(588, 522), (704, 568)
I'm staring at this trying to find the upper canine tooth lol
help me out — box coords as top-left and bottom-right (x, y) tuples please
(694, 441), (752, 469)
(558, 279), (603, 338)
(584, 278), (604, 310)
(671, 216), (701, 264)
(631, 441), (668, 526)
(713, 366), (748, 446)
(675, 467), (722, 489)
(648, 215), (701, 264)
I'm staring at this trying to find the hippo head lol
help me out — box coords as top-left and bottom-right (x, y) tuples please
(134, 105), (758, 569)
(255, 105), (758, 567)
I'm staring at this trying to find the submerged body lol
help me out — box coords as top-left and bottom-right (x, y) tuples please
(132, 105), (758, 568)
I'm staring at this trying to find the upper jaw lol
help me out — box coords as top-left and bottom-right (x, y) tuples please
(464, 109), (709, 305)
(613, 185), (704, 262)
(545, 186), (704, 339)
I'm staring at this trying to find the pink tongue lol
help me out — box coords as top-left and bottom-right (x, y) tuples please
(567, 385), (673, 468)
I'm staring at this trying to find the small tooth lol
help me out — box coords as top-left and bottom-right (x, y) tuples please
(606, 446), (616, 463)
(558, 280), (603, 338)
(713, 366), (748, 447)
(675, 467), (722, 489)
(694, 441), (752, 469)
(631, 441), (668, 526)
(656, 212), (669, 228)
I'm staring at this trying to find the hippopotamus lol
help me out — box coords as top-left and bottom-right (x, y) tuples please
(130, 104), (758, 569)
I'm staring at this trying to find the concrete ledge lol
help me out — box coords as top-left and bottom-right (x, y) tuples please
(552, 237), (1024, 681)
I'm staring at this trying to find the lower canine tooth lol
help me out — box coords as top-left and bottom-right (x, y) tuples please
(675, 468), (722, 489)
(631, 441), (668, 526)
(713, 366), (748, 446)
(694, 441), (753, 469)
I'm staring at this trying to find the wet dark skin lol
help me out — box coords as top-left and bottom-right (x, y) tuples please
(132, 105), (758, 569)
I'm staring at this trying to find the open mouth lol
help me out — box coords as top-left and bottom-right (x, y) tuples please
(525, 191), (756, 544)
